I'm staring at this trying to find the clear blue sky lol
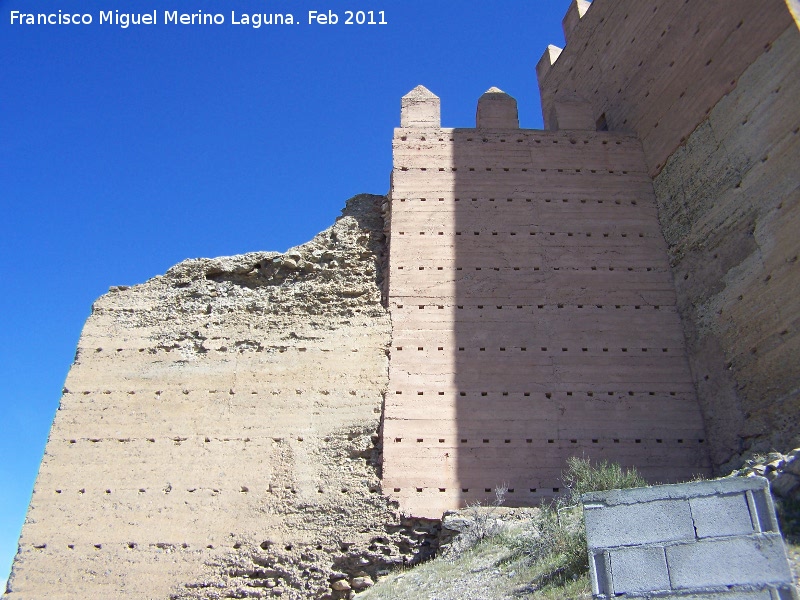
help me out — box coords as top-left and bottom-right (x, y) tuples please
(0, 0), (569, 587)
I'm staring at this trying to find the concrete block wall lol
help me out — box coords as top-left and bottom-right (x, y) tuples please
(583, 477), (798, 598)
(383, 87), (710, 518)
(538, 0), (800, 468)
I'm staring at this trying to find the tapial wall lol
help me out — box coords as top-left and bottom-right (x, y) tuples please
(5, 196), (436, 600)
(383, 87), (710, 518)
(538, 0), (800, 468)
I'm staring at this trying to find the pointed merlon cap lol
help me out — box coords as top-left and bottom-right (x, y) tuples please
(476, 87), (519, 129)
(562, 0), (591, 45)
(401, 85), (440, 128)
(536, 44), (563, 86)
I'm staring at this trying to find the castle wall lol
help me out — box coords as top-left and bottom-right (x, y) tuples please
(6, 196), (436, 600)
(654, 24), (800, 467)
(537, 0), (793, 176)
(537, 0), (800, 468)
(383, 88), (710, 519)
(10, 3), (798, 592)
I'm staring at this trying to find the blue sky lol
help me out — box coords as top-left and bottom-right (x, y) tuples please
(0, 0), (568, 586)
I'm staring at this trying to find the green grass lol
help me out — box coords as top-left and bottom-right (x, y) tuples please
(357, 531), (592, 600)
(502, 458), (647, 592)
(561, 456), (647, 500)
(361, 458), (647, 599)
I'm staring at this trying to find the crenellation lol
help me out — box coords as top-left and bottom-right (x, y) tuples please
(535, 44), (563, 85)
(561, 0), (591, 45)
(475, 87), (519, 129)
(400, 85), (440, 128)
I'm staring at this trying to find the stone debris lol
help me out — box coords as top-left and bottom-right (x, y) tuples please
(731, 449), (800, 502)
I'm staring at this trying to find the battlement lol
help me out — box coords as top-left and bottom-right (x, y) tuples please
(400, 85), (441, 128)
(537, 0), (795, 173)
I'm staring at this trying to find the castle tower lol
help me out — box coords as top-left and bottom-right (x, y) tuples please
(383, 86), (711, 518)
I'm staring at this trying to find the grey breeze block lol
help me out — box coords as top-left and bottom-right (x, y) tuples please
(582, 477), (798, 599)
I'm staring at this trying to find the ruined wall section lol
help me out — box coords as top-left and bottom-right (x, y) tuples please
(383, 88), (710, 519)
(7, 195), (438, 600)
(538, 1), (800, 468)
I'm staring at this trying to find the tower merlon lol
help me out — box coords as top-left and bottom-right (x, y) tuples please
(400, 85), (441, 128)
(476, 87), (519, 129)
(535, 44), (563, 87)
(562, 0), (591, 45)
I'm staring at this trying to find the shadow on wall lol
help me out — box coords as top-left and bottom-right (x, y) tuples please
(451, 88), (710, 509)
(384, 84), (711, 518)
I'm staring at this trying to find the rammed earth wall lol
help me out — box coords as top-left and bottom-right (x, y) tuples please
(537, 0), (800, 470)
(8, 2), (800, 595)
(6, 195), (440, 600)
(383, 86), (710, 518)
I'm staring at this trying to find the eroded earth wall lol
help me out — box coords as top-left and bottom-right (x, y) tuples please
(383, 87), (710, 519)
(7, 195), (438, 600)
(538, 0), (800, 469)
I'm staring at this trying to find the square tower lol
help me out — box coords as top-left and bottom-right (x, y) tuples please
(383, 86), (711, 518)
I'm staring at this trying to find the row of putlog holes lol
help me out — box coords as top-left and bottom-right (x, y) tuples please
(397, 197), (639, 203)
(397, 231), (647, 237)
(392, 438), (703, 445)
(33, 540), (325, 552)
(66, 433), (356, 444)
(394, 304), (665, 309)
(396, 265), (658, 272)
(394, 390), (681, 397)
(395, 346), (673, 353)
(398, 167), (631, 174)
(398, 136), (624, 145)
(52, 483), (380, 497)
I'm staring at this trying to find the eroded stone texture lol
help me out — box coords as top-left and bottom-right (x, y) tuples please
(653, 25), (800, 468)
(6, 195), (439, 600)
(384, 89), (710, 518)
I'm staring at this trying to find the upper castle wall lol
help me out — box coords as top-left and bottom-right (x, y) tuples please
(538, 0), (800, 467)
(537, 0), (794, 176)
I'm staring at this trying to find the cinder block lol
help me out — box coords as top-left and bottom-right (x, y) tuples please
(671, 591), (773, 600)
(666, 534), (793, 590)
(689, 493), (754, 538)
(608, 545), (669, 594)
(582, 476), (772, 508)
(584, 499), (695, 549)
